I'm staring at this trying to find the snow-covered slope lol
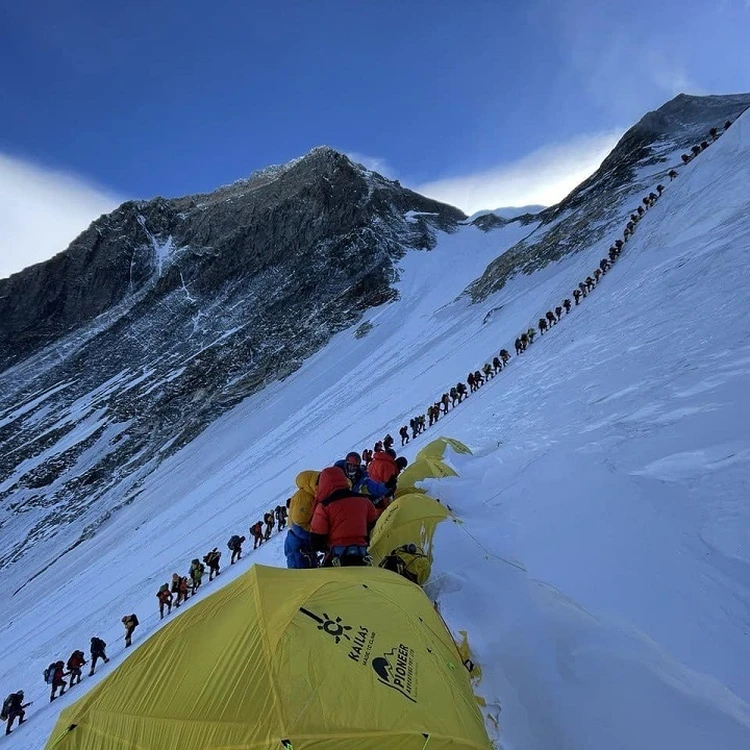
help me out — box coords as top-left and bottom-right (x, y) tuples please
(3, 112), (750, 749)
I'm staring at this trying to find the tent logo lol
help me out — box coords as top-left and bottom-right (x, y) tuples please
(299, 608), (352, 645)
(372, 644), (417, 703)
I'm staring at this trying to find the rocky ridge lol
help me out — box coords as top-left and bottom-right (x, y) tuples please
(465, 93), (750, 300)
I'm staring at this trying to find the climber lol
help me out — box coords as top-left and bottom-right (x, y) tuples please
(555, 305), (563, 321)
(228, 534), (245, 564)
(203, 547), (221, 580)
(456, 381), (468, 402)
(473, 370), (484, 388)
(514, 337), (523, 355)
(519, 332), (529, 351)
(637, 205), (644, 217)
(691, 145), (701, 157)
(176, 576), (190, 607)
(250, 521), (264, 549)
(170, 572), (180, 602)
(538, 318), (547, 335)
(500, 349), (510, 364)
(310, 466), (380, 567)
(383, 434), (394, 451)
(450, 385), (460, 405)
(157, 584), (173, 619)
(573, 288), (581, 305)
(563, 298), (571, 314)
(681, 153), (691, 164)
(263, 511), (275, 540)
(700, 141), (709, 151)
(668, 169), (678, 180)
(599, 258), (609, 273)
(2, 690), (29, 735)
(467, 371), (476, 393)
(545, 310), (556, 327)
(656, 184), (664, 196)
(441, 392), (450, 413)
(189, 558), (205, 593)
(285, 470), (321, 569)
(66, 650), (86, 687)
(47, 661), (67, 702)
(275, 504), (288, 530)
(492, 356), (502, 375)
(585, 276), (595, 292)
(710, 126), (718, 139)
(362, 448), (373, 466)
(122, 614), (139, 647)
(373, 440), (383, 454)
(427, 404), (435, 427)
(368, 448), (406, 505)
(481, 362), (492, 380)
(89, 637), (109, 676)
(189, 561), (204, 596)
(725, 120), (732, 129)
(594, 268), (602, 282)
(336, 451), (390, 505)
(578, 281), (588, 297)
(527, 326), (537, 343)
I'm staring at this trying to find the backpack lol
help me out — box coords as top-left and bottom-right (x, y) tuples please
(159, 583), (169, 594)
(44, 662), (56, 684)
(1, 695), (13, 721)
(228, 535), (240, 550)
(91, 637), (106, 653)
(379, 544), (431, 586)
(130, 614), (139, 627)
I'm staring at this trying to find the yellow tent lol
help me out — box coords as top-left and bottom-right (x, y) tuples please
(369, 493), (450, 571)
(396, 437), (471, 497)
(46, 565), (491, 750)
(413, 437), (472, 461)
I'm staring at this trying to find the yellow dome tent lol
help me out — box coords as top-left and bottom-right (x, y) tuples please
(369, 437), (470, 584)
(46, 565), (491, 750)
(396, 437), (471, 497)
(368, 494), (450, 581)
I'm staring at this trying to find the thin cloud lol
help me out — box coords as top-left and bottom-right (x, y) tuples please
(0, 153), (122, 279)
(547, 0), (708, 123)
(414, 130), (622, 214)
(345, 151), (396, 179)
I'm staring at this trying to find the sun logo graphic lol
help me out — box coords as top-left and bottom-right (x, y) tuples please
(299, 608), (353, 644)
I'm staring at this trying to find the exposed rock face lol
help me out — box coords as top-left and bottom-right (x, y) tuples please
(0, 147), (463, 570)
(466, 93), (750, 301)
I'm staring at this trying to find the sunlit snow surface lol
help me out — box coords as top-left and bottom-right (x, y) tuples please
(2, 114), (750, 749)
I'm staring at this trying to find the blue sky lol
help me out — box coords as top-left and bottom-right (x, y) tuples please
(1, 0), (749, 276)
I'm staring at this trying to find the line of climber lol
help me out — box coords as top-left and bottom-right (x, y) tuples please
(680, 119), (734, 165)
(2, 504), (293, 735)
(387, 113), (738, 450)
(0, 113), (739, 739)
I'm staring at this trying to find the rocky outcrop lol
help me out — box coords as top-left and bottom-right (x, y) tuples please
(466, 93), (750, 301)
